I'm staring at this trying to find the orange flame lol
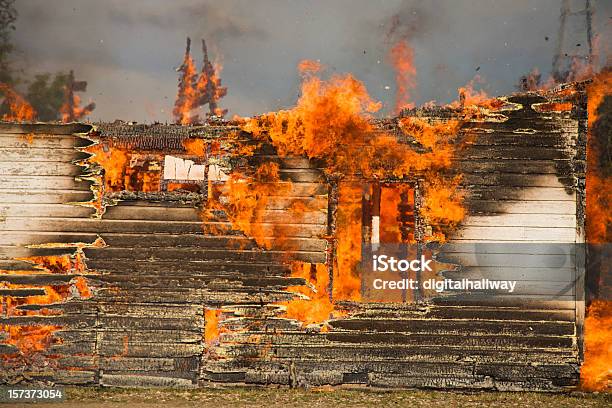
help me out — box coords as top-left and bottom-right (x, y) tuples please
(174, 41), (199, 125)
(174, 38), (227, 124)
(1, 325), (62, 354)
(333, 182), (363, 301)
(0, 83), (36, 122)
(283, 262), (337, 325)
(60, 93), (94, 123)
(207, 162), (288, 249)
(235, 62), (466, 308)
(84, 142), (161, 192)
(204, 309), (223, 345)
(1, 252), (93, 356)
(389, 40), (416, 113)
(581, 300), (612, 391)
(586, 70), (612, 244)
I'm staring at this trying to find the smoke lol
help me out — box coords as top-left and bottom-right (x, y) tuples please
(10, 0), (612, 123)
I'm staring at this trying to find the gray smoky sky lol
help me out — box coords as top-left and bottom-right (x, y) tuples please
(12, 0), (612, 123)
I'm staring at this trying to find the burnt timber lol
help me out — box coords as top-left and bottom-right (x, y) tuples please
(0, 84), (587, 390)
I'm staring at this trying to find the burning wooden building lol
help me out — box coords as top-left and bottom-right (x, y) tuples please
(0, 80), (595, 391)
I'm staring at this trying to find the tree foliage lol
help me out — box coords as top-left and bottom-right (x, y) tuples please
(26, 72), (69, 121)
(0, 0), (16, 84)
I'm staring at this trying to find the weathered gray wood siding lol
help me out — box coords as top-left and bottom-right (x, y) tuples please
(437, 92), (586, 310)
(0, 82), (586, 394)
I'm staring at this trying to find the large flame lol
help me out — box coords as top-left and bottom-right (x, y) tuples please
(283, 262), (336, 325)
(586, 70), (612, 244)
(83, 142), (160, 192)
(232, 61), (467, 314)
(173, 39), (199, 125)
(581, 300), (612, 391)
(581, 69), (611, 392)
(389, 40), (416, 113)
(333, 182), (364, 301)
(0, 83), (36, 122)
(173, 38), (227, 124)
(1, 252), (93, 357)
(208, 162), (287, 249)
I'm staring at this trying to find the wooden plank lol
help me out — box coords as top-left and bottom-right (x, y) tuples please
(0, 161), (82, 176)
(279, 169), (324, 183)
(268, 344), (577, 364)
(459, 146), (568, 160)
(0, 218), (327, 238)
(432, 281), (575, 296)
(0, 204), (95, 219)
(0, 175), (91, 190)
(84, 247), (326, 263)
(104, 206), (327, 225)
(442, 267), (574, 283)
(463, 134), (572, 147)
(461, 174), (572, 188)
(329, 318), (574, 336)
(452, 226), (577, 242)
(0, 245), (79, 259)
(0, 133), (88, 149)
(0, 190), (92, 204)
(437, 252), (574, 268)
(0, 123), (92, 135)
(103, 206), (200, 221)
(86, 259), (291, 275)
(0, 148), (88, 162)
(440, 243), (576, 255)
(466, 187), (575, 201)
(324, 332), (573, 348)
(468, 200), (576, 215)
(100, 373), (195, 387)
(461, 214), (576, 228)
(0, 232), (103, 246)
(251, 155), (323, 169)
(97, 233), (326, 252)
(456, 159), (563, 174)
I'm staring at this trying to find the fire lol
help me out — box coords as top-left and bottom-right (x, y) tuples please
(581, 300), (612, 391)
(0, 83), (36, 122)
(204, 309), (222, 345)
(174, 38), (199, 125)
(182, 138), (207, 156)
(389, 40), (416, 113)
(283, 262), (336, 325)
(236, 61), (466, 309)
(242, 68), (381, 172)
(60, 70), (95, 122)
(333, 182), (363, 301)
(83, 142), (161, 193)
(60, 93), (94, 123)
(208, 162), (288, 249)
(1, 325), (61, 354)
(298, 59), (323, 76)
(420, 176), (465, 242)
(532, 102), (574, 112)
(585, 70), (612, 244)
(380, 184), (415, 243)
(173, 38), (227, 124)
(581, 70), (611, 392)
(448, 75), (504, 111)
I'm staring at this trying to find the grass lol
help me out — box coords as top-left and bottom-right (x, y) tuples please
(11, 386), (611, 408)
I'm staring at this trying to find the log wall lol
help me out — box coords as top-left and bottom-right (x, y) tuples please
(0, 85), (587, 390)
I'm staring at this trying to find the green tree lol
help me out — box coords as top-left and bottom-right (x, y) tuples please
(26, 72), (69, 121)
(0, 0), (16, 85)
